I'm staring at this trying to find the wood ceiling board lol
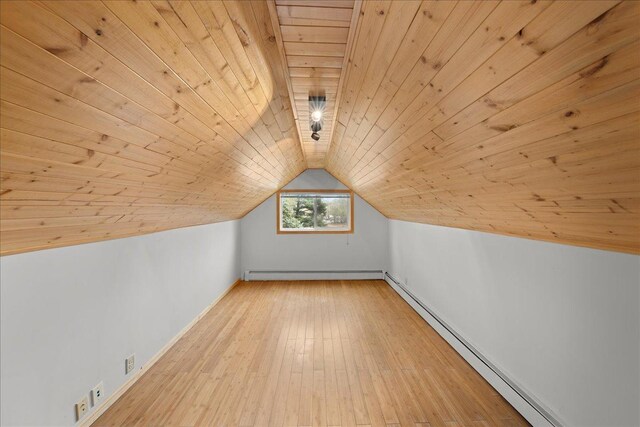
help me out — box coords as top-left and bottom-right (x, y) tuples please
(326, 0), (640, 254)
(268, 0), (361, 168)
(286, 55), (345, 68)
(276, 0), (355, 9)
(297, 87), (342, 96)
(280, 25), (349, 44)
(293, 91), (338, 100)
(289, 67), (342, 78)
(0, 0), (306, 255)
(291, 77), (340, 87)
(276, 5), (353, 23)
(277, 16), (352, 28)
(284, 42), (347, 57)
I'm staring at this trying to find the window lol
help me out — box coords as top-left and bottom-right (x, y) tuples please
(277, 190), (353, 234)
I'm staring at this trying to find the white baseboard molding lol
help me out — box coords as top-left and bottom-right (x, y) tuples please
(79, 278), (242, 426)
(384, 273), (563, 427)
(244, 269), (384, 281)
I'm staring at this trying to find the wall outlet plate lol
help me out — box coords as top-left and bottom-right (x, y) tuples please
(91, 381), (104, 406)
(75, 396), (89, 421)
(125, 354), (135, 374)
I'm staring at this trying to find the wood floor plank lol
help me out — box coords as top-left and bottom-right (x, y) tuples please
(92, 281), (530, 427)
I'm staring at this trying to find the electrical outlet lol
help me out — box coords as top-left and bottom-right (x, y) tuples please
(91, 381), (104, 406)
(125, 354), (135, 374)
(75, 396), (88, 421)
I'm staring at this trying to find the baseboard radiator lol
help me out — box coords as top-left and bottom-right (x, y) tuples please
(244, 269), (384, 281)
(384, 272), (562, 427)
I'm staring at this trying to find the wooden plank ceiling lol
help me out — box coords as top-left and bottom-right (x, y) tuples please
(325, 0), (640, 254)
(0, 0), (306, 255)
(269, 0), (359, 168)
(1, 0), (639, 256)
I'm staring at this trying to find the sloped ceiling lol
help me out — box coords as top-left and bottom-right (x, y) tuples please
(268, 0), (360, 167)
(325, 0), (640, 254)
(0, 0), (306, 255)
(1, 0), (639, 256)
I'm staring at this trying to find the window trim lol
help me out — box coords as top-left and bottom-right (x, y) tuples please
(276, 189), (354, 234)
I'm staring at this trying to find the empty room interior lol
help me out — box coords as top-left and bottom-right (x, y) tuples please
(1, 0), (639, 426)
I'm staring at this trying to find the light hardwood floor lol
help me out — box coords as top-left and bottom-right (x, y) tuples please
(93, 280), (529, 426)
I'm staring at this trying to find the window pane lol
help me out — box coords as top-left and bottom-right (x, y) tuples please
(280, 192), (351, 232)
(281, 196), (315, 230)
(315, 196), (349, 230)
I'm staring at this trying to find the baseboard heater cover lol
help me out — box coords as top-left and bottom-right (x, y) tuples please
(244, 269), (384, 281)
(384, 272), (563, 427)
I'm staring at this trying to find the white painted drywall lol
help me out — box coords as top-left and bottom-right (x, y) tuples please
(240, 169), (388, 277)
(388, 219), (640, 427)
(0, 220), (240, 426)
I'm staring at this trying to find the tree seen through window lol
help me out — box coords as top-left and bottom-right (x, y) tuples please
(280, 192), (351, 232)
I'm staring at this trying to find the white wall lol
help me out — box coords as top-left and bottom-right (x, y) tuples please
(388, 219), (640, 427)
(240, 169), (388, 278)
(0, 220), (240, 426)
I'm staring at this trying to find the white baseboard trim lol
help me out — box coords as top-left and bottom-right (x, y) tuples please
(243, 269), (384, 281)
(79, 278), (242, 426)
(384, 273), (562, 427)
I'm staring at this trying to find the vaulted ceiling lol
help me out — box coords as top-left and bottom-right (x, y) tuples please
(269, 0), (360, 167)
(0, 0), (306, 254)
(1, 0), (639, 255)
(326, 0), (640, 254)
